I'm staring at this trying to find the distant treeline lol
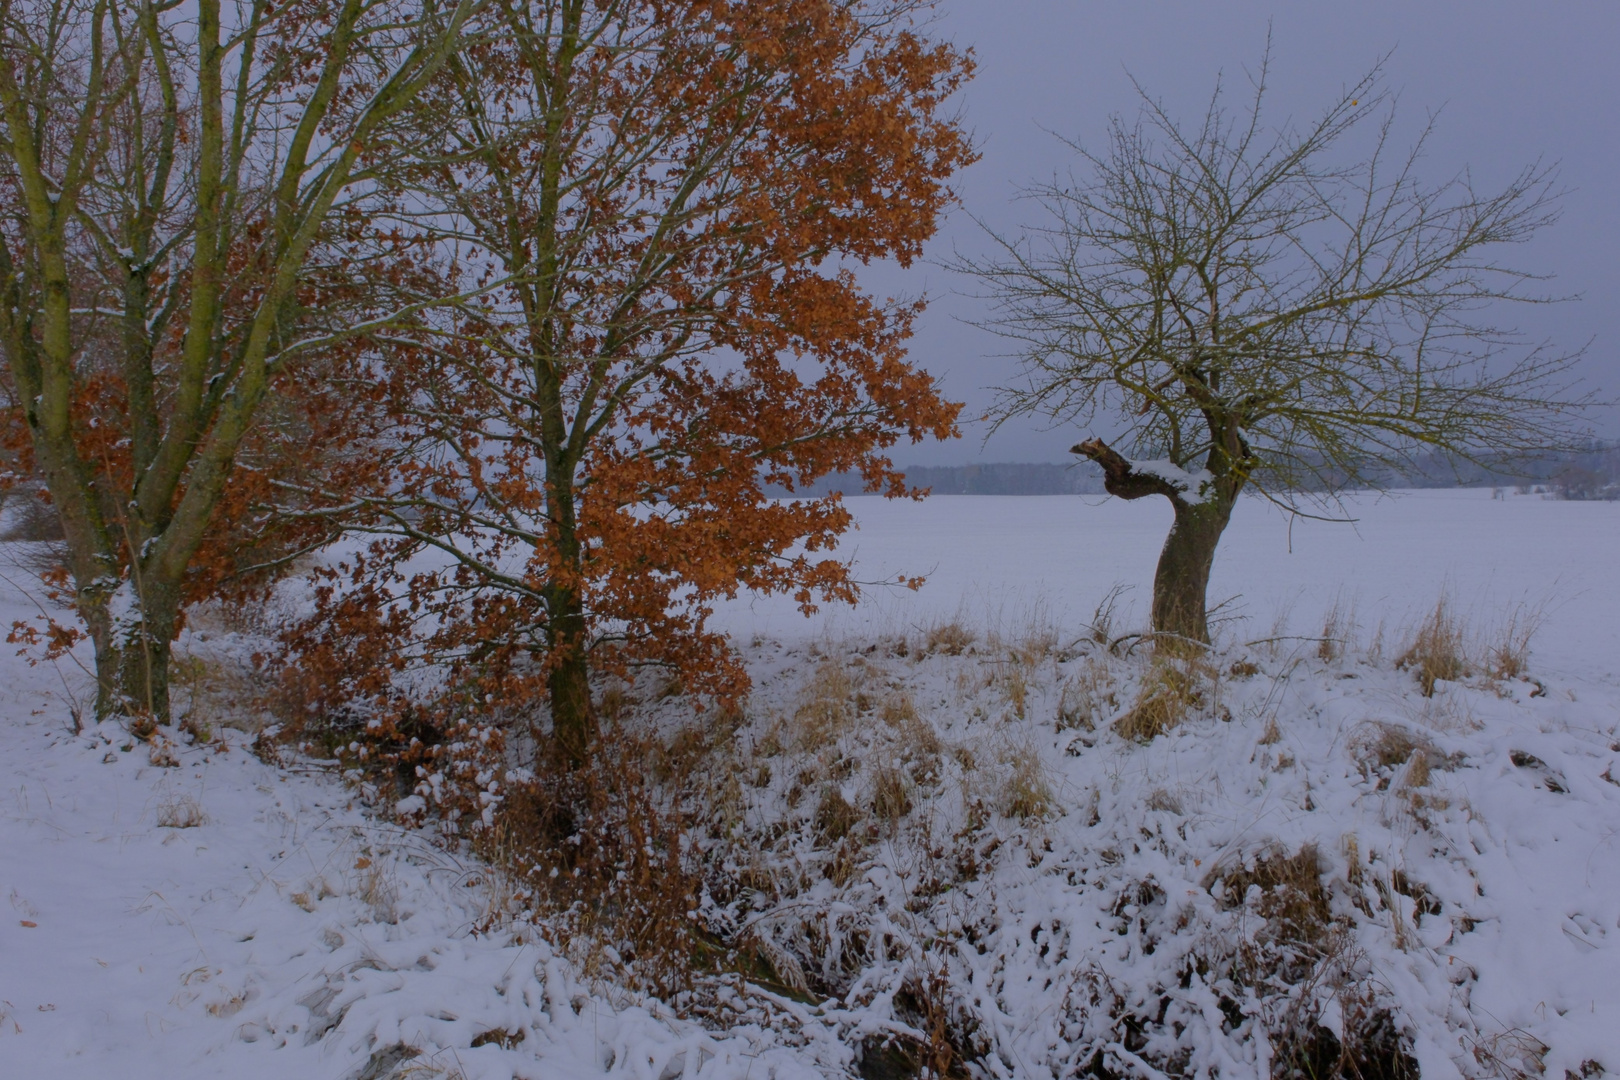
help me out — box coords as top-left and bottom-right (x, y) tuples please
(1358, 443), (1620, 500)
(768, 443), (1620, 499)
(767, 461), (1105, 497)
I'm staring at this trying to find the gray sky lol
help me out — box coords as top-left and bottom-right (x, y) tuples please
(878, 1), (1620, 465)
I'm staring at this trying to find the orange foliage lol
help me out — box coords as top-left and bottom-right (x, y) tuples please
(283, 0), (974, 767)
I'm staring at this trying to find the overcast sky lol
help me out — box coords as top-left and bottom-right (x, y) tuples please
(879, 1), (1620, 466)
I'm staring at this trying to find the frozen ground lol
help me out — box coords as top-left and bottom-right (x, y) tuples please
(0, 487), (1616, 1078)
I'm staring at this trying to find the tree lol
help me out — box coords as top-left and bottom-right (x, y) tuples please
(0, 0), (475, 721)
(960, 57), (1590, 648)
(285, 0), (972, 767)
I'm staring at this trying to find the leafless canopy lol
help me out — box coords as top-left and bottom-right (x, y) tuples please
(959, 54), (1592, 496)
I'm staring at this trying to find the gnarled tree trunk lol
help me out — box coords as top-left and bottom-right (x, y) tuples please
(1073, 438), (1238, 650)
(1150, 496), (1235, 648)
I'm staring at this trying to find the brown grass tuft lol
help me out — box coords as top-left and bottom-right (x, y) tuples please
(815, 785), (861, 841)
(870, 764), (913, 824)
(879, 692), (943, 780)
(924, 621), (975, 657)
(1396, 596), (1467, 696)
(998, 742), (1054, 820)
(1318, 598), (1353, 663)
(1486, 603), (1544, 681)
(1351, 722), (1440, 774)
(1088, 584), (1130, 645)
(1114, 658), (1209, 742)
(477, 737), (704, 997)
(170, 651), (279, 735)
(1215, 844), (1334, 954)
(1467, 1028), (1550, 1080)
(357, 858), (400, 924)
(791, 661), (856, 750)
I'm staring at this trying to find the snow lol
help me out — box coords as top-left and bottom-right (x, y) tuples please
(1, 486), (1617, 1078)
(1131, 459), (1216, 504)
(713, 488), (1620, 679)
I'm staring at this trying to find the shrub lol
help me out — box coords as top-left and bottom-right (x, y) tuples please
(155, 793), (206, 829)
(479, 738), (704, 997)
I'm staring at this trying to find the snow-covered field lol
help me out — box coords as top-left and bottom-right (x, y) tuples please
(1, 488), (1617, 1079)
(714, 488), (1620, 680)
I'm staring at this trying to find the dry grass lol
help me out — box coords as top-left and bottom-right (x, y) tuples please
(1058, 655), (1117, 731)
(1205, 842), (1420, 1080)
(1486, 602), (1544, 681)
(155, 792), (207, 829)
(1466, 1028), (1550, 1080)
(924, 621), (975, 657)
(185, 593), (286, 639)
(1217, 844), (1332, 938)
(291, 876), (336, 913)
(789, 660), (857, 751)
(1114, 657), (1210, 742)
(597, 682), (633, 725)
(1318, 598), (1354, 664)
(997, 741), (1054, 820)
(357, 857), (400, 924)
(1396, 596), (1468, 696)
(147, 735), (180, 768)
(1350, 721), (1440, 774)
(996, 659), (1030, 718)
(815, 785), (861, 840)
(879, 691), (943, 782)
(477, 738), (706, 997)
(1087, 584), (1131, 645)
(870, 763), (913, 824)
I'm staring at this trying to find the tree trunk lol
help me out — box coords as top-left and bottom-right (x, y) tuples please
(1150, 495), (1235, 650)
(1071, 438), (1240, 651)
(545, 588), (596, 767)
(89, 578), (181, 723)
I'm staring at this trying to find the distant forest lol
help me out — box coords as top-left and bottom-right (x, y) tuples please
(772, 443), (1620, 499)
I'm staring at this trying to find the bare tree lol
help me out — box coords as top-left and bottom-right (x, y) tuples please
(958, 55), (1591, 648)
(0, 0), (474, 721)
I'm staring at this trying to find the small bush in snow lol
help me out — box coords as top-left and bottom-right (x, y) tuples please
(155, 792), (206, 828)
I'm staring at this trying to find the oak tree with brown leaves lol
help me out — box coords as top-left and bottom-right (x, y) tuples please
(288, 0), (973, 767)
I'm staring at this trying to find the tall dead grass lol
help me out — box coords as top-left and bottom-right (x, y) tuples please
(1396, 596), (1468, 696)
(1486, 602), (1545, 681)
(1395, 593), (1547, 695)
(1115, 656), (1214, 742)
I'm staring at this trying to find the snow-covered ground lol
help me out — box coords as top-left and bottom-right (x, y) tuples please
(714, 488), (1620, 680)
(0, 488), (1616, 1078)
